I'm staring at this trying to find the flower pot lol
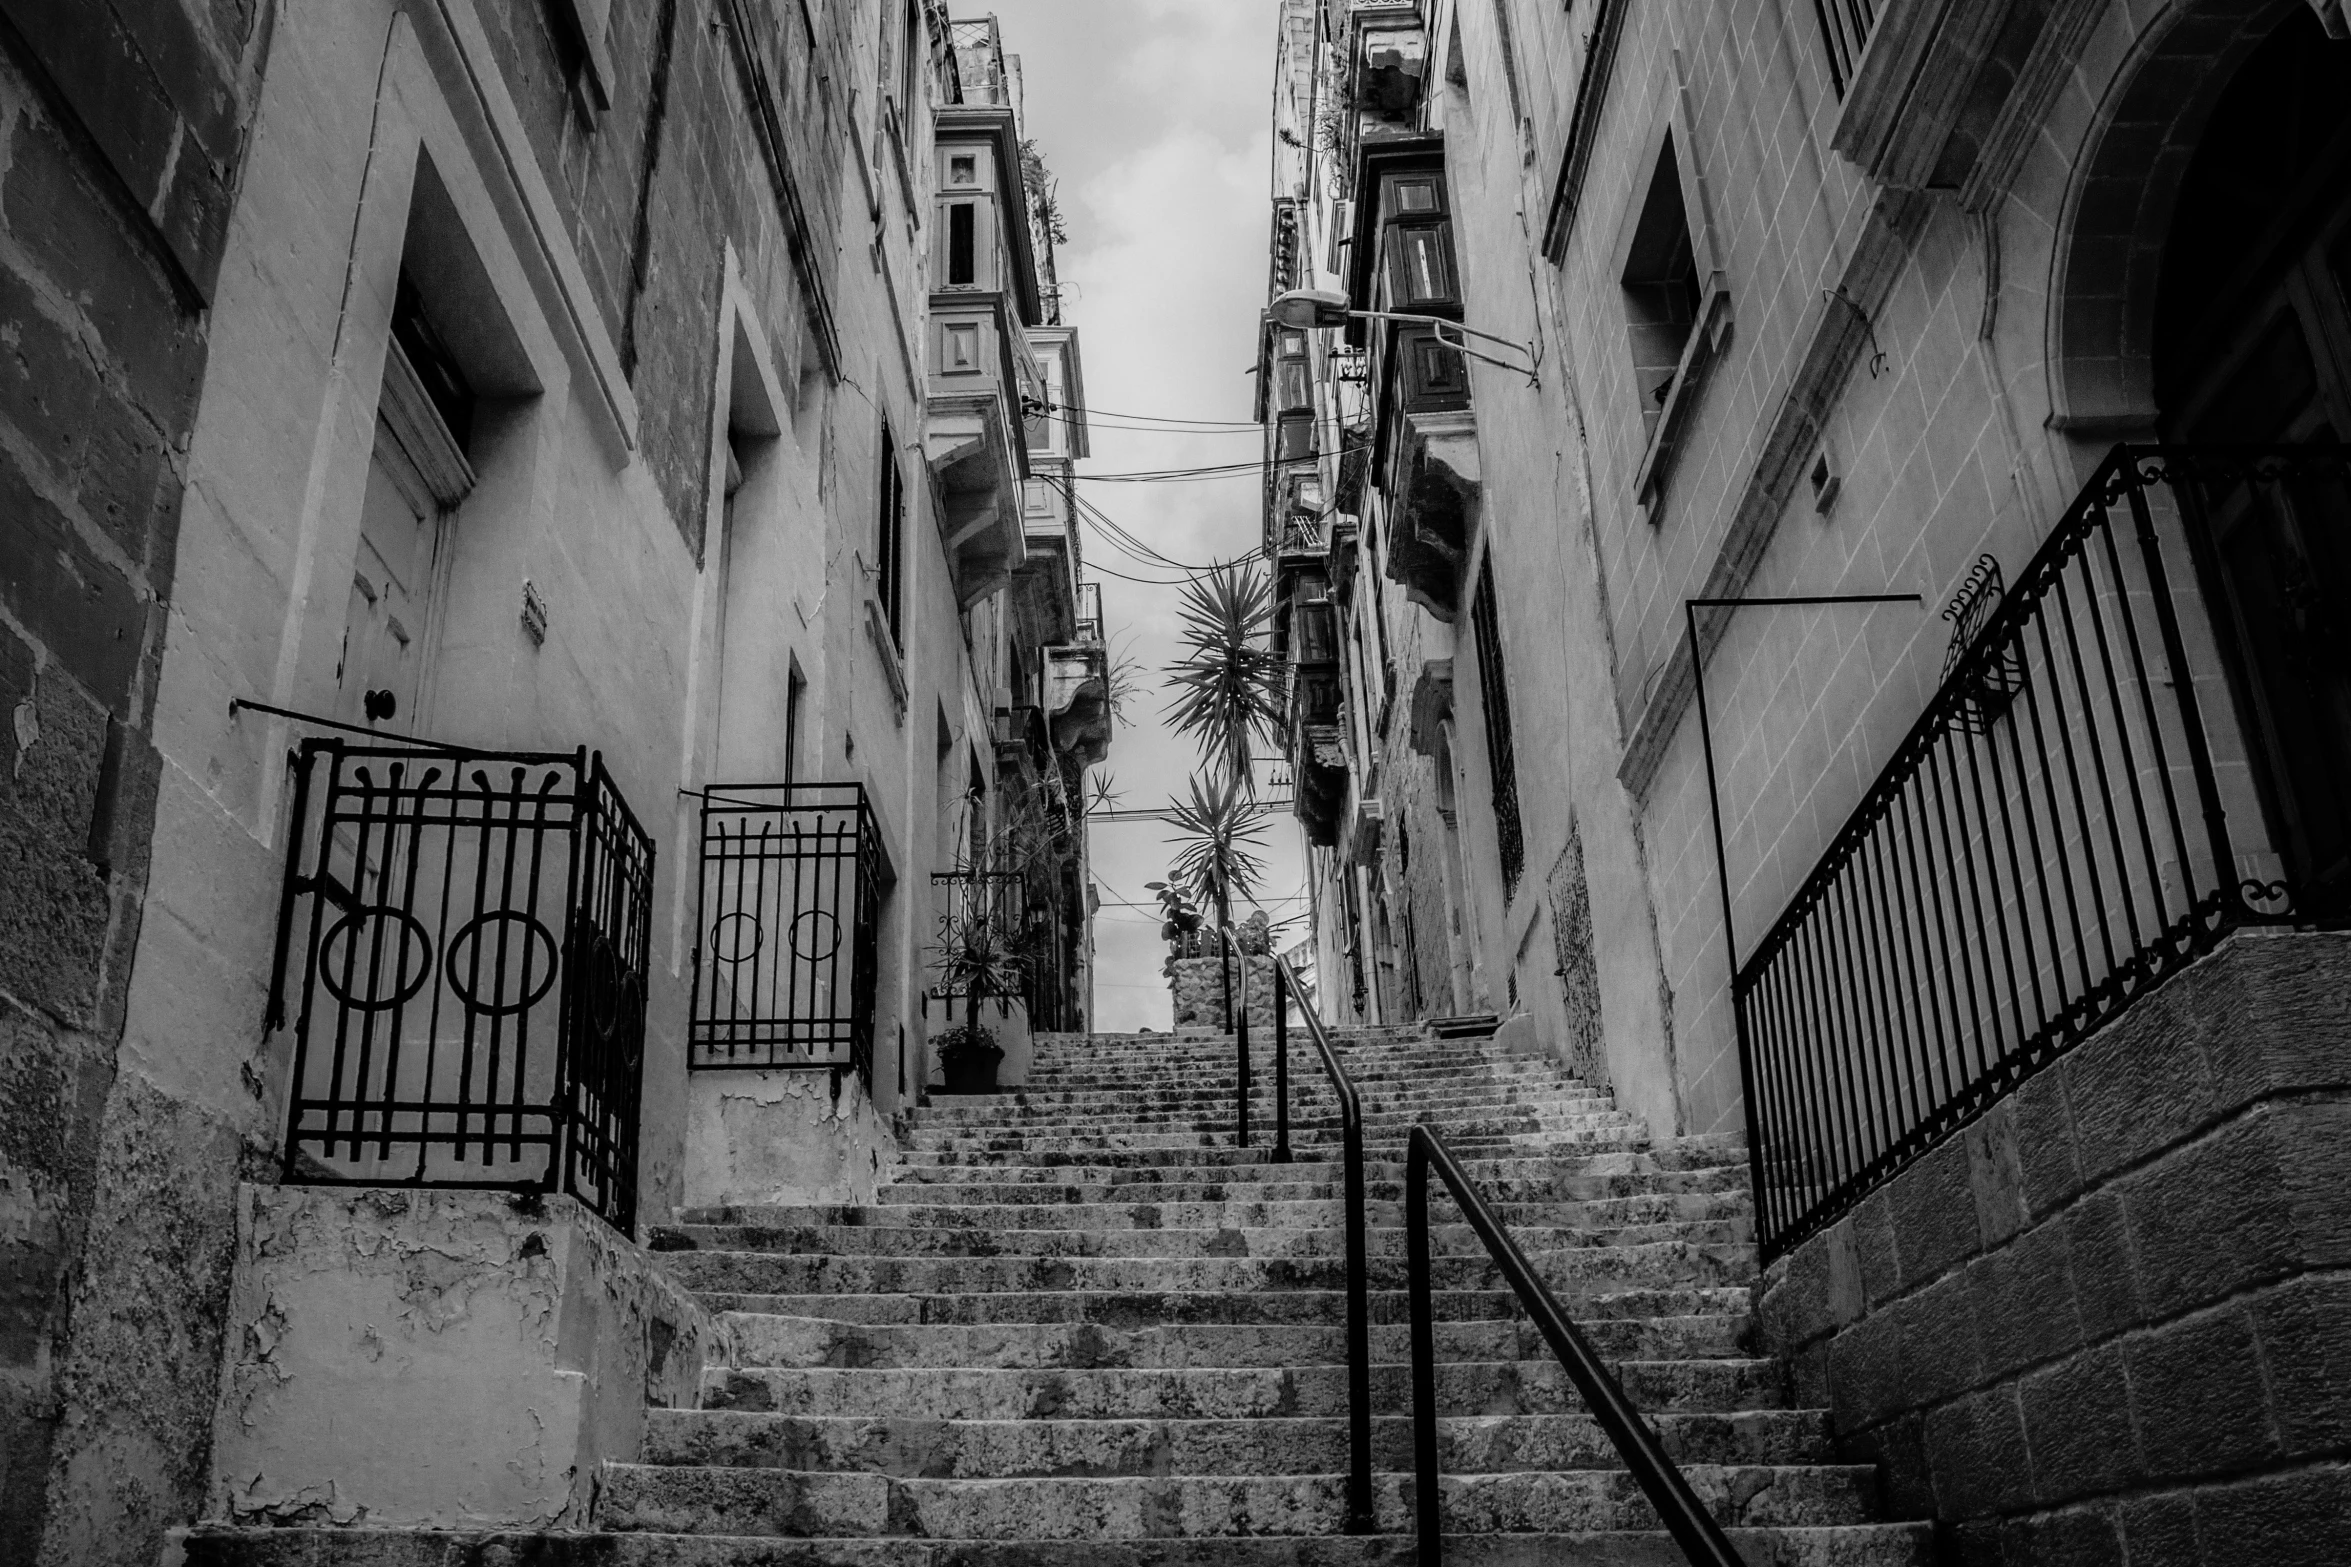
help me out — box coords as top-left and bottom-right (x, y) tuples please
(939, 1041), (1004, 1094)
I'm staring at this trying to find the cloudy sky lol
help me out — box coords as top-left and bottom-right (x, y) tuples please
(983, 0), (1308, 1029)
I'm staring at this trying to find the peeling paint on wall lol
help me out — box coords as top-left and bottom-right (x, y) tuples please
(206, 1186), (732, 1531)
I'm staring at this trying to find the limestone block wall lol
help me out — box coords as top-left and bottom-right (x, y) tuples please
(1754, 933), (2351, 1564)
(1170, 954), (1275, 1031)
(0, 2), (272, 1557)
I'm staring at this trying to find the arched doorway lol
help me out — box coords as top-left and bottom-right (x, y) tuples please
(2155, 7), (2351, 904)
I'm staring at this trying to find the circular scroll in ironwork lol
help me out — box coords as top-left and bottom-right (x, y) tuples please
(319, 907), (434, 1012)
(789, 908), (843, 963)
(572, 928), (646, 1044)
(444, 911), (562, 1018)
(708, 910), (764, 965)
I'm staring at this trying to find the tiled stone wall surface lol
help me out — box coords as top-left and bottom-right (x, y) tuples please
(1754, 932), (2351, 1565)
(0, 1), (271, 1557)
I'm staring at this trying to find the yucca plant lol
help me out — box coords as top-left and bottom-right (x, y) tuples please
(1163, 771), (1269, 927)
(1162, 561), (1286, 792)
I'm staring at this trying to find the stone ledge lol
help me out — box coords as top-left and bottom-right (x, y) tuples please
(202, 1185), (733, 1531)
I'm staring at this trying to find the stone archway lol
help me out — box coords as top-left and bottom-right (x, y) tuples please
(2045, 0), (2310, 430)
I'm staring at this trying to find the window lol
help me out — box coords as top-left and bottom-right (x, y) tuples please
(1381, 175), (1458, 312)
(877, 421), (905, 642)
(1469, 556), (1524, 896)
(949, 154), (977, 185)
(947, 204), (977, 284)
(1621, 136), (1704, 429)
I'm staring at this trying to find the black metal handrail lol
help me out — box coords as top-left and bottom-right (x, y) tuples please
(1734, 444), (2348, 1260)
(1407, 1124), (1743, 1566)
(1217, 923), (1252, 1148)
(1272, 952), (1373, 1535)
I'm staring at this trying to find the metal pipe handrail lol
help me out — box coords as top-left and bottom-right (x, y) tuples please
(1272, 953), (1374, 1535)
(1217, 925), (1252, 1147)
(1407, 1123), (1744, 1567)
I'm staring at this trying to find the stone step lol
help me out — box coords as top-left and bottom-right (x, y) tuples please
(860, 1163), (1749, 1207)
(919, 1081), (1608, 1114)
(640, 1407), (1836, 1476)
(687, 1286), (1754, 1329)
(698, 1358), (1785, 1420)
(594, 1462), (1881, 1538)
(712, 1311), (1749, 1370)
(652, 1217), (1753, 1261)
(906, 1103), (1631, 1136)
(680, 1190), (1753, 1233)
(657, 1239), (1756, 1299)
(880, 1146), (1717, 1183)
(894, 1130), (1651, 1167)
(178, 1524), (1937, 1565)
(903, 1119), (1640, 1153)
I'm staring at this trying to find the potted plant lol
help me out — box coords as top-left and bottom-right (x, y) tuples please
(933, 1021), (1004, 1094)
(928, 902), (1030, 1093)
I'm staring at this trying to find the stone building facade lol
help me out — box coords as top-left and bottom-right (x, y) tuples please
(0, 1), (1108, 1558)
(1263, 0), (2350, 1556)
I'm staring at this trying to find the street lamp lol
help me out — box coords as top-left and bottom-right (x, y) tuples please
(1268, 287), (1540, 387)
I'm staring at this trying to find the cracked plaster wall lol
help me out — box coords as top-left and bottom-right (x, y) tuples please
(685, 1068), (897, 1211)
(206, 1185), (732, 1531)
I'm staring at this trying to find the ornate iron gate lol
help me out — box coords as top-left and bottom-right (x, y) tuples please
(689, 784), (887, 1084)
(268, 741), (654, 1232)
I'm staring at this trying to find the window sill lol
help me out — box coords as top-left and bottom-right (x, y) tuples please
(1630, 283), (1732, 527)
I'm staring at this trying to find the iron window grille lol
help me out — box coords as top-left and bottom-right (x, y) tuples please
(268, 741), (654, 1233)
(689, 783), (889, 1084)
(1470, 557), (1526, 896)
(1736, 445), (2351, 1262)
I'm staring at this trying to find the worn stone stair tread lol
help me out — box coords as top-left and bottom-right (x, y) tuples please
(707, 1310), (1749, 1368)
(652, 1219), (1752, 1260)
(639, 1409), (1841, 1475)
(592, 1463), (1886, 1538)
(180, 1524), (1935, 1565)
(688, 1284), (1755, 1326)
(698, 1358), (1786, 1419)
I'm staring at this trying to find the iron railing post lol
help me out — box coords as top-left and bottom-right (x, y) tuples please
(1273, 963), (1292, 1163)
(1235, 937), (1252, 1150)
(1407, 1136), (1439, 1564)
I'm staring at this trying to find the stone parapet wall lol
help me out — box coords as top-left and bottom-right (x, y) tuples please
(1754, 931), (2351, 1564)
(206, 1185), (731, 1530)
(1170, 955), (1275, 1031)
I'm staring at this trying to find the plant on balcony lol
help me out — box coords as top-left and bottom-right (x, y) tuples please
(1163, 560), (1287, 791)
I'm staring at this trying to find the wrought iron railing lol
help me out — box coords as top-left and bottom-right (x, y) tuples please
(1810, 0), (1877, 98)
(1407, 1124), (1743, 1566)
(268, 741), (654, 1232)
(690, 784), (886, 1084)
(1737, 445), (2347, 1260)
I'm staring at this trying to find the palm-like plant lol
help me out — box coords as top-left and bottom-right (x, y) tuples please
(1162, 561), (1286, 792)
(1164, 771), (1269, 926)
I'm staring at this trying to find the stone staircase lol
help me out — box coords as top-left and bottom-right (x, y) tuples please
(185, 1024), (1932, 1563)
